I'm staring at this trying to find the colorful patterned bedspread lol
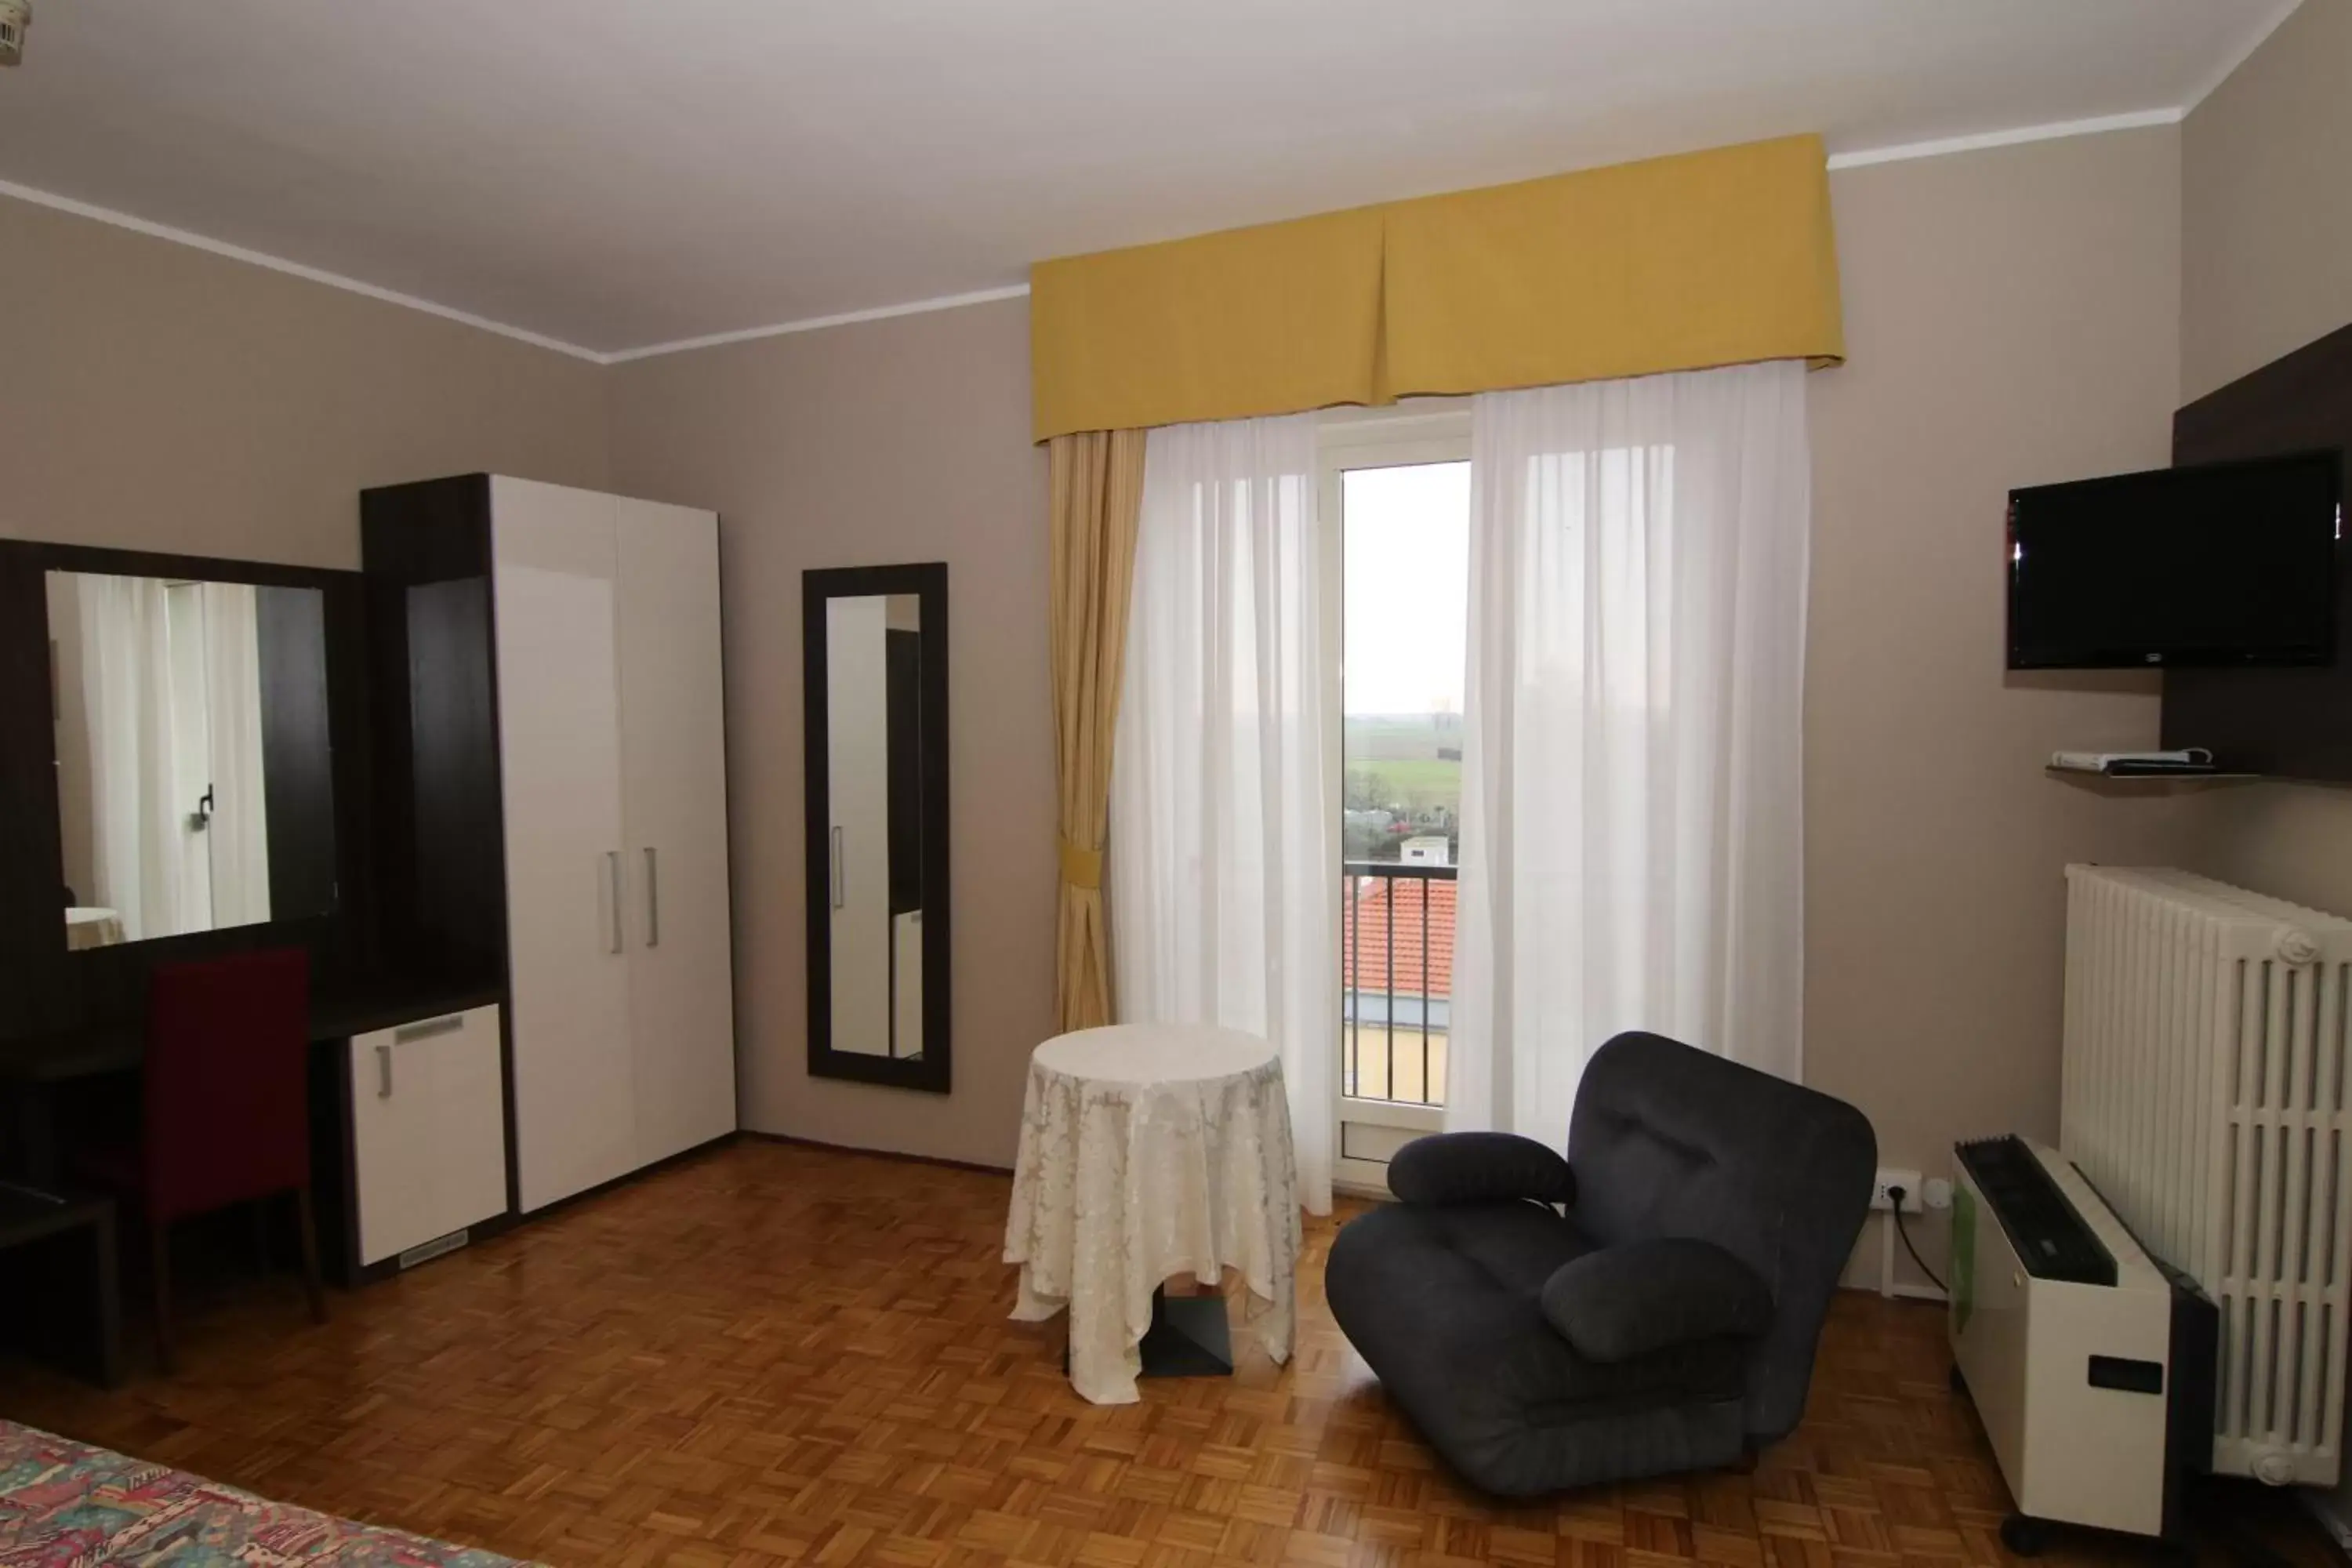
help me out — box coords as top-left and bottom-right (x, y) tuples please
(0, 1420), (527, 1568)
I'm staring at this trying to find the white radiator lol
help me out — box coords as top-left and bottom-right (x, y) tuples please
(2061, 864), (2352, 1486)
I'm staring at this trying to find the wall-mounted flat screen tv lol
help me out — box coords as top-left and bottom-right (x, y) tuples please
(2006, 452), (2341, 670)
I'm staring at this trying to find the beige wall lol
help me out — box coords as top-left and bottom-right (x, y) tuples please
(0, 194), (608, 569)
(2176, 0), (2352, 968)
(1809, 127), (2195, 1286)
(2, 117), (2226, 1216)
(2182, 0), (2352, 405)
(605, 300), (1054, 1169)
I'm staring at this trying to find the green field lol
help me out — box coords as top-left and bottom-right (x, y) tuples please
(1353, 757), (1461, 805)
(1345, 713), (1461, 761)
(1345, 713), (1462, 816)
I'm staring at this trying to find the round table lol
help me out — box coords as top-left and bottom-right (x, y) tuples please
(1002, 1022), (1301, 1404)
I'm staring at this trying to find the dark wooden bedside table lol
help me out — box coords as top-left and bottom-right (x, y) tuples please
(0, 1184), (123, 1388)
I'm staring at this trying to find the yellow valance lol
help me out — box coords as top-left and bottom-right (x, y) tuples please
(1029, 134), (1843, 443)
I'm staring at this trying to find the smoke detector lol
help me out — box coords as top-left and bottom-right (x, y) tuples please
(0, 1), (27, 67)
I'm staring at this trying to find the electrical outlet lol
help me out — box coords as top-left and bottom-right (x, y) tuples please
(1871, 1167), (1924, 1214)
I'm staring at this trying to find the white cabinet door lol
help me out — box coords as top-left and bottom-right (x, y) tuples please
(422, 1005), (510, 1243)
(616, 498), (738, 1163)
(492, 478), (637, 1211)
(349, 1005), (507, 1265)
(349, 1025), (426, 1265)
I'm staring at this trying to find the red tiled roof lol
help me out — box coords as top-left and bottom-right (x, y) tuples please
(1341, 876), (1455, 999)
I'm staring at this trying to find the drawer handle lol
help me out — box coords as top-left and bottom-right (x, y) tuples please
(376, 1044), (393, 1098)
(394, 1014), (465, 1044)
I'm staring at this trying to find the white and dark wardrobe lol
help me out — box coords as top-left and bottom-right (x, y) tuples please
(364, 475), (738, 1219)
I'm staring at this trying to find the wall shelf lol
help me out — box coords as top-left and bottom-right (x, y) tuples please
(2045, 766), (2259, 786)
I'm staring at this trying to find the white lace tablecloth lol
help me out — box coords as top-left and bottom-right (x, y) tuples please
(1003, 1023), (1301, 1404)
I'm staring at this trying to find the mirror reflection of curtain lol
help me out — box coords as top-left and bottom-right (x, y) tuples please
(69, 575), (273, 942)
(162, 584), (216, 922)
(76, 573), (183, 942)
(201, 582), (271, 927)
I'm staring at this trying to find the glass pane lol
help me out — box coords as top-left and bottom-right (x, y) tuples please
(48, 570), (336, 947)
(825, 592), (927, 1059)
(1340, 460), (1468, 1106)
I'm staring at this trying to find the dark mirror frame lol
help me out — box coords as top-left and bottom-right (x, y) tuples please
(0, 539), (372, 1041)
(802, 562), (951, 1094)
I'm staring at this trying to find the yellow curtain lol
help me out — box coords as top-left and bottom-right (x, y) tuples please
(1380, 134), (1842, 395)
(1047, 429), (1145, 1033)
(1030, 134), (1843, 442)
(1029, 206), (1386, 445)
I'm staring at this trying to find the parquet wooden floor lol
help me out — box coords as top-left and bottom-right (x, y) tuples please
(0, 1138), (2337, 1568)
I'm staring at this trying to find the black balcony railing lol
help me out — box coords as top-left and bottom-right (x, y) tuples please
(1342, 859), (1455, 1106)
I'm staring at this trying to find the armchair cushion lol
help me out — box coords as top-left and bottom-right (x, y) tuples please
(1389, 1131), (1577, 1207)
(1539, 1236), (1774, 1363)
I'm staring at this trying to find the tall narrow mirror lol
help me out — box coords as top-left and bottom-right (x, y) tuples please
(46, 569), (336, 946)
(804, 564), (949, 1091)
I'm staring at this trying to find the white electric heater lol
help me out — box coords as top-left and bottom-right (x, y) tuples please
(1950, 1136), (2216, 1556)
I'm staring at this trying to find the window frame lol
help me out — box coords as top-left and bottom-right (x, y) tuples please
(1316, 402), (1470, 1197)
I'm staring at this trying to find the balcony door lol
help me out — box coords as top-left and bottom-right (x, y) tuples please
(1319, 408), (1470, 1196)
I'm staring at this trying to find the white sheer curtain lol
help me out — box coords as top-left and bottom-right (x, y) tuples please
(201, 582), (272, 927)
(77, 573), (185, 942)
(1109, 412), (1338, 1214)
(1450, 361), (1810, 1149)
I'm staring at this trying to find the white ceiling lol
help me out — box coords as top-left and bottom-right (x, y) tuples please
(0, 0), (2299, 359)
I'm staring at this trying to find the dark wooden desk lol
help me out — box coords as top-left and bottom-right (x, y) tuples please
(0, 978), (504, 1185)
(0, 1185), (122, 1387)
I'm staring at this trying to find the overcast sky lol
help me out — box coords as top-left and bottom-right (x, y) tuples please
(1342, 460), (1469, 717)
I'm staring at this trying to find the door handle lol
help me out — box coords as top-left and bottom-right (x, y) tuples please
(644, 847), (660, 948)
(394, 1014), (464, 1044)
(376, 1044), (393, 1098)
(830, 826), (845, 909)
(607, 851), (624, 954)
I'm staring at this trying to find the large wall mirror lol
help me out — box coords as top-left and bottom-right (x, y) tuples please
(0, 542), (359, 1039)
(44, 564), (338, 948)
(803, 563), (949, 1092)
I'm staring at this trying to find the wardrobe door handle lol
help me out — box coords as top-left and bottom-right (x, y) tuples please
(376, 1044), (393, 1099)
(830, 826), (845, 909)
(644, 847), (660, 948)
(608, 851), (625, 954)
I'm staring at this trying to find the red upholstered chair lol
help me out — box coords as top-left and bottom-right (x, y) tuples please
(97, 949), (327, 1371)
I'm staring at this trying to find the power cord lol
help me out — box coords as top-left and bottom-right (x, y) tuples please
(1886, 1185), (1947, 1293)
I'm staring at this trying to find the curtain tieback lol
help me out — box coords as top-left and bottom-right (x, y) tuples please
(1058, 837), (1104, 891)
